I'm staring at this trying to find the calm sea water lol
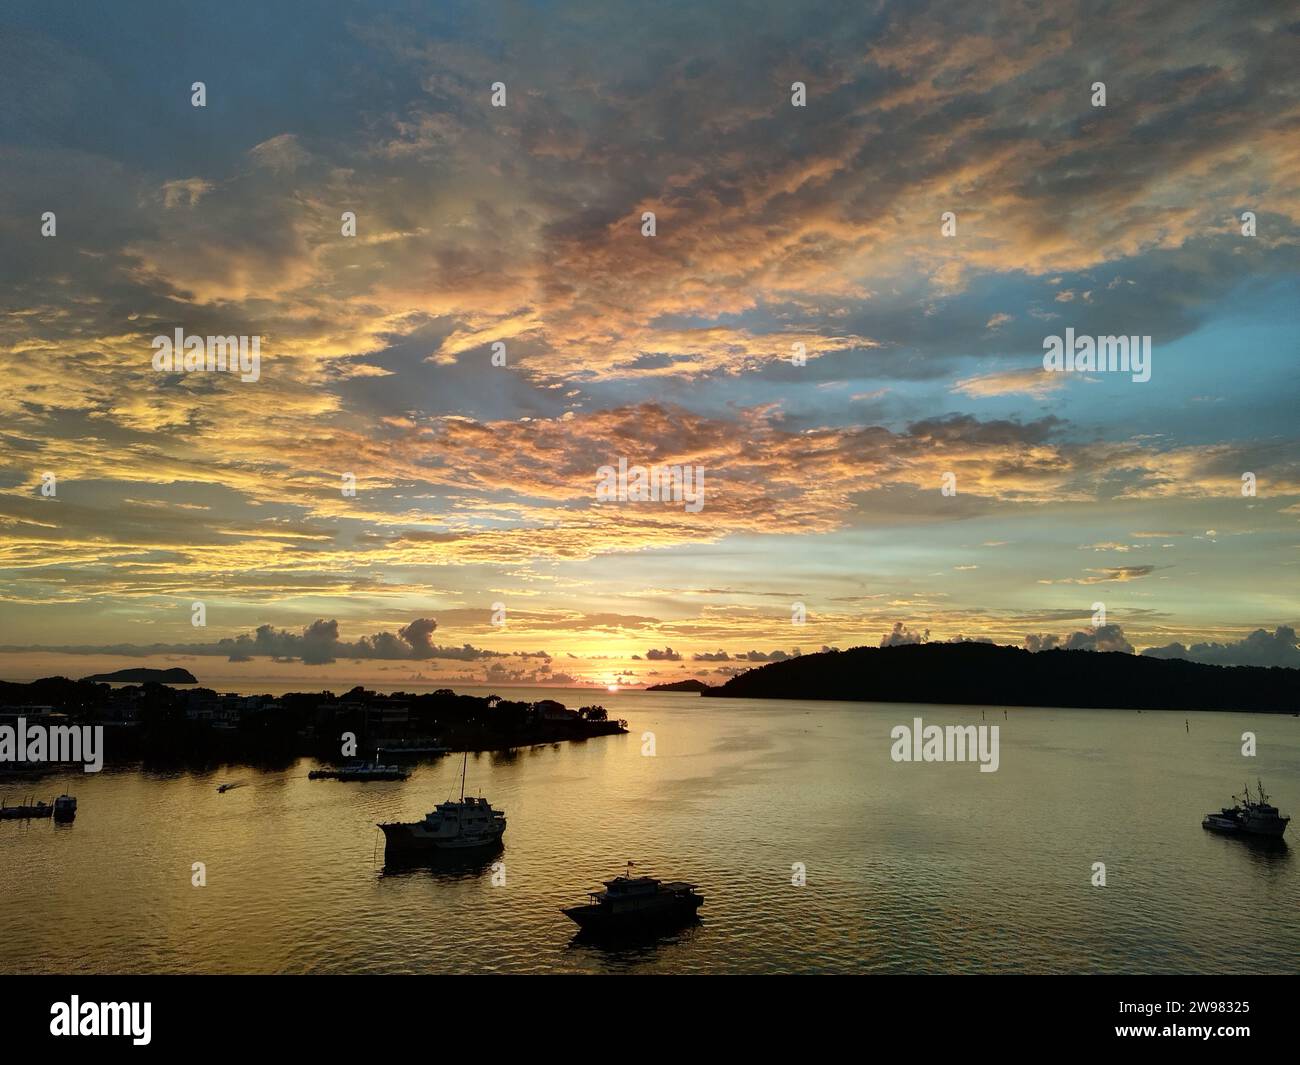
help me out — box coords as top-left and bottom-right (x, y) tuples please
(2, 691), (1297, 974)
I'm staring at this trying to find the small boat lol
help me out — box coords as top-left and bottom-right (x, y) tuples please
(310, 761), (409, 782)
(1202, 780), (1290, 838)
(53, 794), (76, 822)
(378, 753), (505, 855)
(562, 863), (704, 934)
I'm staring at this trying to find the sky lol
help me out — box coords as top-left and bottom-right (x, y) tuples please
(0, 0), (1297, 691)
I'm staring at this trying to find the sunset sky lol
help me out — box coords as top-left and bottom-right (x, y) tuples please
(1, 0), (1297, 690)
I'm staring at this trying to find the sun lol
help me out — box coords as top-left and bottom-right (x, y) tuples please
(606, 684), (619, 693)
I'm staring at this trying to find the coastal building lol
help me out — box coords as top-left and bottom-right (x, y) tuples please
(365, 702), (410, 739)
(533, 700), (578, 722)
(0, 704), (55, 727)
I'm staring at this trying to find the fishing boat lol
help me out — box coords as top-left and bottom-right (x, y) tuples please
(1202, 780), (1290, 838)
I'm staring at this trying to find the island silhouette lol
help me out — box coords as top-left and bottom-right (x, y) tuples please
(645, 679), (712, 693)
(80, 667), (198, 684)
(701, 642), (1300, 713)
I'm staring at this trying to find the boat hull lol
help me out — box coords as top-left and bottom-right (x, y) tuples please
(378, 820), (506, 853)
(311, 769), (409, 781)
(563, 895), (703, 934)
(1241, 821), (1288, 838)
(1202, 816), (1288, 838)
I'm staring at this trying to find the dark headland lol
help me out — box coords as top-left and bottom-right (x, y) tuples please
(80, 667), (198, 684)
(702, 642), (1300, 713)
(645, 679), (712, 693)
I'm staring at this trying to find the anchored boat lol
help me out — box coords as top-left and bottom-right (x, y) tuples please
(563, 862), (704, 934)
(377, 753), (505, 855)
(1202, 780), (1289, 838)
(309, 761), (409, 782)
(53, 794), (76, 822)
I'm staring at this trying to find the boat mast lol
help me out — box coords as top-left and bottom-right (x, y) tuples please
(460, 751), (467, 802)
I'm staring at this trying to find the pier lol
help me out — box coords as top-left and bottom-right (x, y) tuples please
(1, 794), (76, 821)
(0, 797), (54, 820)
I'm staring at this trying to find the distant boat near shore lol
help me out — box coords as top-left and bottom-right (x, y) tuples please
(310, 762), (409, 782)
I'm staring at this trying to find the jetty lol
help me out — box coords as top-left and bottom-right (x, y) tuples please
(1, 797), (53, 820)
(1, 794), (77, 821)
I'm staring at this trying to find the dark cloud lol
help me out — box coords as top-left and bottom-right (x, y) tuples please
(904, 415), (1063, 448)
(1024, 624), (1134, 654)
(0, 618), (509, 666)
(645, 647), (682, 661)
(881, 622), (929, 647)
(1023, 633), (1061, 653)
(1142, 626), (1300, 669)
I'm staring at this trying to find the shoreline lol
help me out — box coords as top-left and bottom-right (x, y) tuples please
(0, 679), (628, 771)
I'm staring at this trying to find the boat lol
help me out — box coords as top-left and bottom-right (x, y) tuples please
(377, 753), (506, 854)
(1202, 780), (1290, 838)
(309, 761), (409, 781)
(562, 862), (704, 934)
(53, 794), (76, 822)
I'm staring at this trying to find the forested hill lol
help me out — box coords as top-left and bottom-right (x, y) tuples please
(703, 642), (1300, 713)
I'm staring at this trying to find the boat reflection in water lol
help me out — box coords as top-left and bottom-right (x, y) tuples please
(379, 837), (504, 880)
